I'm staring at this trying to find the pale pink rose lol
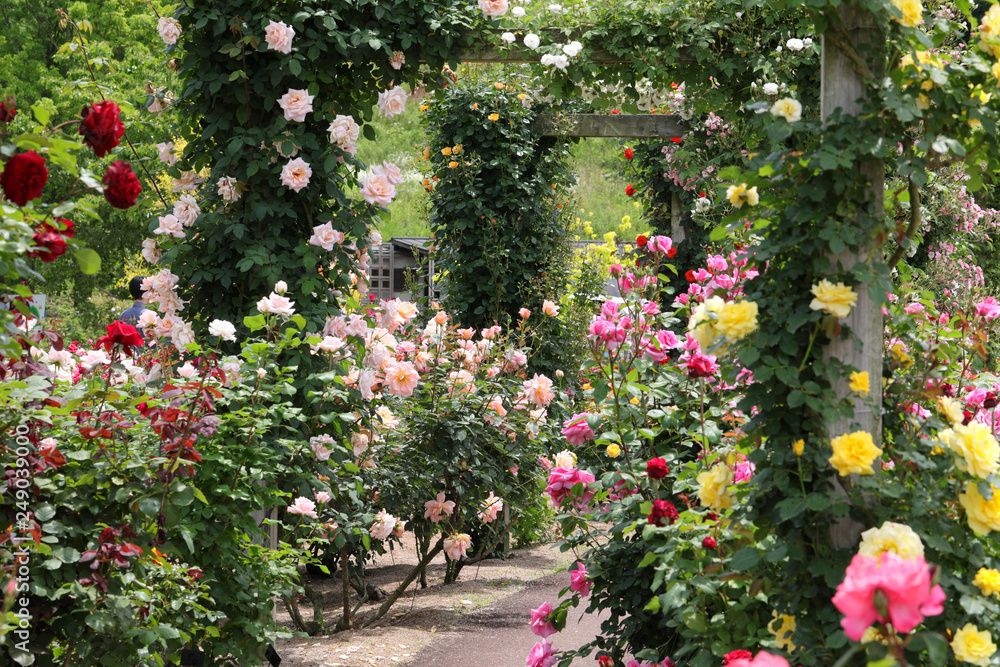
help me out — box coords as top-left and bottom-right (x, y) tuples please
(278, 88), (314, 122)
(144, 269), (179, 296)
(384, 360), (420, 397)
(256, 292), (296, 316)
(373, 160), (405, 185)
(449, 369), (475, 394)
(287, 496), (318, 519)
(393, 518), (407, 537)
(519, 307), (531, 319)
(523, 374), (555, 407)
(442, 533), (472, 560)
(350, 432), (369, 457)
(360, 173), (396, 207)
(327, 115), (360, 155)
(434, 311), (449, 325)
(172, 171), (203, 192)
(424, 491), (456, 523)
(554, 450), (576, 469)
(208, 319), (236, 341)
(542, 300), (560, 317)
(79, 349), (111, 371)
(358, 369), (379, 400)
(309, 222), (345, 251)
(280, 158), (312, 192)
(217, 176), (241, 203)
(157, 17), (182, 45)
(570, 561), (591, 597)
(526, 640), (557, 667)
(317, 336), (345, 353)
(369, 509), (396, 540)
(165, 198), (196, 230)
(310, 434), (336, 460)
(389, 51), (405, 70)
(530, 602), (556, 638)
(377, 86), (408, 118)
(154, 214), (185, 239)
(170, 319), (195, 347)
(314, 490), (332, 504)
(177, 362), (198, 379)
(155, 292), (185, 316)
(141, 238), (162, 265)
(479, 0), (510, 18)
(273, 280), (288, 294)
(156, 141), (177, 165)
(264, 20), (295, 54)
(478, 492), (503, 523)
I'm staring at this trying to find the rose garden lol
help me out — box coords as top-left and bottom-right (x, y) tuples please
(5, 0), (1000, 665)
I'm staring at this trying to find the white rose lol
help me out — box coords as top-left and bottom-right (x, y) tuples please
(209, 319), (237, 341)
(512, 6), (526, 17)
(142, 238), (162, 265)
(156, 141), (176, 165)
(695, 197), (711, 213)
(274, 281), (288, 294)
(762, 82), (779, 95)
(377, 87), (407, 119)
(501, 32), (516, 44)
(264, 20), (295, 54)
(157, 17), (182, 45)
(786, 38), (805, 51)
(524, 33), (540, 49)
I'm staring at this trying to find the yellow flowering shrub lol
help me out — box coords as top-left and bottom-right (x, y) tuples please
(959, 482), (1000, 535)
(829, 430), (882, 476)
(696, 463), (734, 511)
(974, 567), (1000, 597)
(952, 624), (997, 667)
(858, 521), (924, 560)
(809, 279), (858, 318)
(940, 421), (1000, 479)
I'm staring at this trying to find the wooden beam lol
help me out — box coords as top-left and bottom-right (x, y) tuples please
(532, 113), (686, 138)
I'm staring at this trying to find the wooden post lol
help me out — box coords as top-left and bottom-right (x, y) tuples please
(821, 8), (884, 549)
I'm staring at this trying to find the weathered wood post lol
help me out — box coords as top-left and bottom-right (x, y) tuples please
(821, 7), (885, 548)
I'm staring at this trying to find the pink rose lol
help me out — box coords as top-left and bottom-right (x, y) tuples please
(256, 292), (296, 316)
(384, 360), (420, 397)
(217, 176), (241, 203)
(287, 497), (318, 519)
(310, 434), (336, 461)
(369, 509), (396, 540)
(373, 160), (405, 185)
(479, 0), (510, 18)
(156, 142), (176, 165)
(309, 222), (345, 251)
(264, 20), (295, 54)
(478, 492), (503, 523)
(726, 653), (790, 667)
(280, 157), (312, 192)
(360, 173), (396, 207)
(328, 115), (360, 155)
(570, 562), (591, 597)
(519, 307), (531, 319)
(530, 602), (556, 638)
(278, 88), (314, 122)
(173, 194), (200, 227)
(442, 533), (472, 560)
(377, 86), (407, 118)
(545, 467), (596, 508)
(523, 374), (555, 407)
(647, 235), (673, 254)
(424, 491), (456, 523)
(157, 17), (182, 45)
(315, 490), (332, 504)
(542, 300), (560, 317)
(643, 330), (682, 362)
(526, 641), (557, 667)
(561, 412), (596, 446)
(154, 214), (185, 239)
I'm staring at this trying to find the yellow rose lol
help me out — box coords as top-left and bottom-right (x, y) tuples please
(688, 296), (726, 351)
(770, 97), (802, 123)
(974, 567), (1000, 597)
(488, 113), (500, 121)
(858, 521), (924, 560)
(959, 482), (1000, 535)
(861, 626), (887, 644)
(769, 612), (797, 652)
(715, 300), (759, 342)
(726, 183), (759, 208)
(980, 4), (1000, 58)
(938, 396), (965, 426)
(829, 430), (882, 476)
(890, 341), (913, 367)
(696, 463), (734, 511)
(891, 0), (923, 28)
(993, 61), (1000, 83)
(792, 439), (805, 456)
(809, 279), (858, 318)
(952, 624), (997, 667)
(849, 371), (870, 395)
(942, 421), (1000, 479)
(441, 146), (452, 156)
(606, 444), (621, 458)
(448, 161), (458, 169)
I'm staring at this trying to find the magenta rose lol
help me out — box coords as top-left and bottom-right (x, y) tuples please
(102, 161), (142, 209)
(561, 412), (596, 446)
(685, 353), (718, 379)
(1, 151), (48, 206)
(723, 650), (753, 665)
(79, 101), (125, 157)
(529, 602), (556, 638)
(544, 467), (596, 508)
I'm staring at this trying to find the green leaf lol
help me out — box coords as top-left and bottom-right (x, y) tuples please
(244, 314), (267, 332)
(343, 461), (360, 473)
(138, 497), (160, 517)
(643, 596), (661, 612)
(32, 104), (51, 127)
(74, 248), (101, 275)
(729, 547), (761, 571)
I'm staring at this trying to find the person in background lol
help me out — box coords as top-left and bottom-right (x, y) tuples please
(120, 276), (149, 327)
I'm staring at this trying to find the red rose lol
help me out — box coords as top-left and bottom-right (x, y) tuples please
(54, 218), (75, 238)
(625, 184), (636, 196)
(79, 101), (125, 158)
(702, 536), (718, 550)
(646, 457), (669, 479)
(624, 147), (634, 160)
(723, 650), (752, 665)
(1, 151), (49, 206)
(97, 321), (144, 353)
(685, 270), (696, 282)
(648, 499), (679, 527)
(102, 161), (142, 209)
(704, 511), (718, 522)
(636, 234), (647, 247)
(598, 657), (613, 667)
(686, 353), (718, 379)
(0, 99), (15, 124)
(610, 109), (620, 114)
(985, 392), (999, 409)
(670, 137), (683, 144)
(666, 247), (677, 258)
(27, 229), (68, 262)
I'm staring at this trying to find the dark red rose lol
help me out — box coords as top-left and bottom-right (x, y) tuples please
(97, 321), (143, 353)
(702, 536), (718, 549)
(1, 151), (49, 206)
(666, 246), (677, 258)
(625, 183), (636, 196)
(624, 147), (634, 160)
(636, 235), (647, 248)
(79, 101), (125, 158)
(941, 382), (954, 397)
(724, 650), (753, 665)
(985, 392), (999, 409)
(102, 161), (142, 209)
(685, 270), (696, 282)
(704, 511), (718, 522)
(963, 410), (974, 426)
(27, 229), (68, 262)
(646, 457), (669, 479)
(647, 499), (679, 527)
(0, 99), (15, 124)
